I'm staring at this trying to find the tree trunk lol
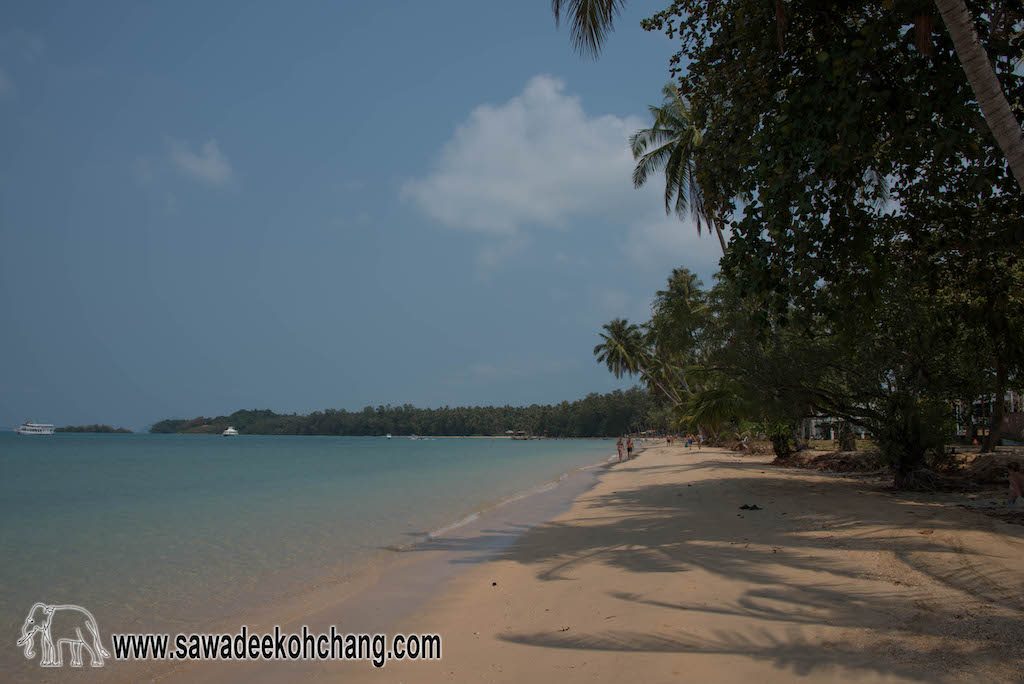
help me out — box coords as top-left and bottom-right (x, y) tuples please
(982, 356), (1006, 452)
(837, 421), (857, 451)
(790, 423), (807, 453)
(894, 408), (925, 489)
(934, 0), (1024, 194)
(714, 223), (727, 255)
(770, 433), (792, 459)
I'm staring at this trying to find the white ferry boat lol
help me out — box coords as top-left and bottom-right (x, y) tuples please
(222, 426), (239, 436)
(16, 421), (55, 435)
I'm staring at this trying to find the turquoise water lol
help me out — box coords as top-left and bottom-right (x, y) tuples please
(0, 434), (613, 652)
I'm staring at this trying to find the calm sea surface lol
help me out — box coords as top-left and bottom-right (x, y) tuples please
(0, 434), (614, 658)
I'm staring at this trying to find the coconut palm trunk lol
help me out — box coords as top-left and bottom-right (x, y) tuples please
(934, 0), (1024, 194)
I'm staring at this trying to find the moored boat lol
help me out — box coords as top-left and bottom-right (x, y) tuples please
(15, 421), (55, 435)
(222, 426), (239, 436)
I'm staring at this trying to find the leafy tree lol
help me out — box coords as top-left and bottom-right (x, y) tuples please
(550, 0), (1024, 192)
(149, 390), (661, 438)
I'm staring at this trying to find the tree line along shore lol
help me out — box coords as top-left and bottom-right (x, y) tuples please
(148, 389), (658, 437)
(55, 424), (133, 433)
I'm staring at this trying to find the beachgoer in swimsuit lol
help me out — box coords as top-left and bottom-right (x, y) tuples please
(616, 438), (624, 463)
(626, 438), (634, 459)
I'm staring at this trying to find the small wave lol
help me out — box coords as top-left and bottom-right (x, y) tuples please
(398, 449), (617, 550)
(427, 512), (480, 538)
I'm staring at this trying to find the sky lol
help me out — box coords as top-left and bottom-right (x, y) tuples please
(0, 1), (724, 431)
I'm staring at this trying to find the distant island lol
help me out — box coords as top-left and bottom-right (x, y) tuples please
(57, 424), (133, 434)
(150, 388), (656, 437)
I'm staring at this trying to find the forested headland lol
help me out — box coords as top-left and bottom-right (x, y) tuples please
(57, 425), (133, 433)
(149, 388), (658, 437)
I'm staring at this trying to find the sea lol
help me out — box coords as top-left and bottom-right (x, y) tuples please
(0, 433), (615, 678)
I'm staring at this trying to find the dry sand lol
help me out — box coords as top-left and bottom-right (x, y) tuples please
(344, 443), (1024, 683)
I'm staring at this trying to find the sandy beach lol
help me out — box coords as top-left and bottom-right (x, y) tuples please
(152, 441), (1024, 684)
(340, 442), (1024, 683)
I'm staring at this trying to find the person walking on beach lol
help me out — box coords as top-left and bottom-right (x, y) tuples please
(616, 437), (624, 463)
(626, 437), (634, 460)
(1008, 462), (1024, 503)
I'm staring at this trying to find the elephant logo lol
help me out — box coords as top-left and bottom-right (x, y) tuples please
(16, 602), (110, 668)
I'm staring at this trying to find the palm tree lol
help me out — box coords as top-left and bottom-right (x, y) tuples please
(552, 0), (1024, 194)
(933, 0), (1024, 194)
(648, 267), (708, 392)
(630, 84), (728, 255)
(681, 378), (748, 440)
(593, 318), (685, 406)
(651, 267), (706, 340)
(593, 318), (644, 379)
(550, 0), (627, 59)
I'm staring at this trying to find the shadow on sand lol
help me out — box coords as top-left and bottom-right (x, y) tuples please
(403, 453), (1024, 680)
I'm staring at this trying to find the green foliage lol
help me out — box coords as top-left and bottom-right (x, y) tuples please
(593, 319), (646, 379)
(641, 0), (1023, 320)
(56, 425), (132, 433)
(871, 394), (956, 487)
(594, 0), (1024, 482)
(149, 389), (659, 438)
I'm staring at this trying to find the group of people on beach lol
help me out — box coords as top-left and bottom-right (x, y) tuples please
(663, 434), (702, 448)
(616, 437), (634, 462)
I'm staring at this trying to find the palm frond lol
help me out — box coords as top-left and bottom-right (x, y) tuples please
(551, 0), (627, 59)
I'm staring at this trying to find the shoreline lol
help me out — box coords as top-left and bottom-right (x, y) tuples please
(4, 436), (629, 684)
(138, 442), (638, 684)
(343, 443), (1023, 683)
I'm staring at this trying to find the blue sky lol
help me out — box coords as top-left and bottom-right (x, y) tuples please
(0, 2), (722, 430)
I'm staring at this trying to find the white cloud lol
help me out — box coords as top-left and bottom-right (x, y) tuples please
(404, 75), (731, 277)
(168, 138), (234, 186)
(402, 75), (645, 236)
(624, 212), (725, 280)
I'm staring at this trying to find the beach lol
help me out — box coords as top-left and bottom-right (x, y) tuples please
(326, 442), (1024, 683)
(11, 439), (1024, 682)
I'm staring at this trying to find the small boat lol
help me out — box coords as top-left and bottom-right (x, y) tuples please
(222, 427), (239, 436)
(15, 421), (55, 435)
(386, 433), (392, 439)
